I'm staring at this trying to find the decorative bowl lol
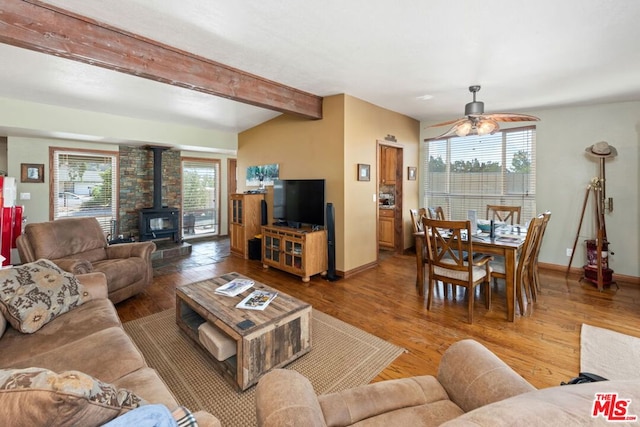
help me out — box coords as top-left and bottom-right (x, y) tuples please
(477, 220), (492, 232)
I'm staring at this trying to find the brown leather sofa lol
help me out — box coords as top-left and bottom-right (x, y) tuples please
(16, 217), (156, 304)
(0, 271), (220, 426)
(256, 339), (640, 426)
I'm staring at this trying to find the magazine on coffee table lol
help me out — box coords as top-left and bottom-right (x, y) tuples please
(215, 278), (254, 297)
(236, 290), (278, 310)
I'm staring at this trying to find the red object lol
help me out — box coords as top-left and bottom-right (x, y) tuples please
(583, 239), (614, 287)
(0, 205), (24, 266)
(585, 239), (609, 269)
(12, 205), (23, 248)
(0, 207), (13, 265)
(582, 265), (614, 286)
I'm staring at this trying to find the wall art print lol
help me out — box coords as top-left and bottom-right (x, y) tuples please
(246, 164), (279, 187)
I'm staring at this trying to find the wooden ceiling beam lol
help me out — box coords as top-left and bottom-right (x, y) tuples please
(0, 0), (323, 120)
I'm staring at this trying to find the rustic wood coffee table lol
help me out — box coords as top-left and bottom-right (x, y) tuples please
(175, 272), (312, 391)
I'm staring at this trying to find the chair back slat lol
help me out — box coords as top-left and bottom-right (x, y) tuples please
(486, 205), (521, 225)
(422, 218), (472, 274)
(427, 206), (445, 220)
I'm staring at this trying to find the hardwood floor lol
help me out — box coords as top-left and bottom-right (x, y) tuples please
(116, 239), (640, 390)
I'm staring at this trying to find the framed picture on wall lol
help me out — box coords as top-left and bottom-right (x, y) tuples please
(21, 163), (44, 183)
(357, 164), (370, 181)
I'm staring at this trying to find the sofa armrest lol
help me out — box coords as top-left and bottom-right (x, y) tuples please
(256, 369), (327, 427)
(52, 258), (94, 274)
(106, 241), (156, 260)
(76, 272), (108, 300)
(437, 339), (536, 413)
(16, 234), (35, 263)
(193, 411), (222, 427)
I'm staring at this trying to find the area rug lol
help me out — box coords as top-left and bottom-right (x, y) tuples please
(123, 309), (405, 426)
(580, 324), (640, 381)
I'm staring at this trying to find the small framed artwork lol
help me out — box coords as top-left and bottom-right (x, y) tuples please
(21, 163), (45, 183)
(357, 164), (370, 181)
(408, 166), (417, 181)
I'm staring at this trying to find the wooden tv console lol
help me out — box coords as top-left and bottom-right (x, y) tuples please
(261, 225), (327, 282)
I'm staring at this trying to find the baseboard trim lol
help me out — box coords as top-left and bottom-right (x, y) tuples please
(340, 260), (378, 279)
(539, 262), (640, 286)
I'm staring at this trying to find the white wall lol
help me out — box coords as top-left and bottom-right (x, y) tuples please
(421, 101), (640, 278)
(0, 97), (237, 151)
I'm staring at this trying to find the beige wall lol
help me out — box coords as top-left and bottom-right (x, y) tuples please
(238, 94), (345, 268)
(343, 95), (420, 269)
(421, 101), (640, 278)
(239, 94), (420, 274)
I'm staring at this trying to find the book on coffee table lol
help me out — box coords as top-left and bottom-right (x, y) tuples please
(215, 278), (254, 297)
(236, 290), (277, 311)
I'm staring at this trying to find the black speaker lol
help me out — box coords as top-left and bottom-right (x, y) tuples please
(325, 202), (339, 281)
(260, 199), (268, 225)
(248, 238), (262, 260)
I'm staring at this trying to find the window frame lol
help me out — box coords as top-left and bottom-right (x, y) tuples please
(421, 125), (536, 222)
(49, 146), (119, 233)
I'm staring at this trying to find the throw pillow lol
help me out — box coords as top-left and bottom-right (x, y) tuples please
(0, 259), (90, 333)
(0, 367), (146, 427)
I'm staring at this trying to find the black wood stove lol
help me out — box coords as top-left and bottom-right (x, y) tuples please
(139, 146), (180, 243)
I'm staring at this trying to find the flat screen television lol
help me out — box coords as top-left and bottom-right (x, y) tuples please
(272, 179), (325, 227)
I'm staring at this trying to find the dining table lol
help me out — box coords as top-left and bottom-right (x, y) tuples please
(414, 229), (525, 322)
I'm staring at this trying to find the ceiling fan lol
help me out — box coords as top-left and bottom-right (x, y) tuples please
(429, 85), (540, 138)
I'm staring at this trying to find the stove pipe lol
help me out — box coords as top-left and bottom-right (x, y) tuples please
(148, 146), (169, 209)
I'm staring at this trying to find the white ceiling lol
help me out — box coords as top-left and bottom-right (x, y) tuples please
(2, 0), (640, 137)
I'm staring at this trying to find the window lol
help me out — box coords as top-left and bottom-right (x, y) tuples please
(422, 126), (536, 222)
(51, 147), (118, 232)
(182, 158), (220, 237)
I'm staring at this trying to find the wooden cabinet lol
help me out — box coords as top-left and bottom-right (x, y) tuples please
(379, 208), (395, 248)
(380, 146), (397, 185)
(229, 193), (264, 259)
(262, 226), (327, 282)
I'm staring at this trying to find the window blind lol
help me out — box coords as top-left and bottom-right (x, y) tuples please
(422, 126), (536, 224)
(52, 149), (118, 232)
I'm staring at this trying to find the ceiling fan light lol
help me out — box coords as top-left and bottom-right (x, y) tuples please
(455, 121), (472, 137)
(476, 119), (499, 135)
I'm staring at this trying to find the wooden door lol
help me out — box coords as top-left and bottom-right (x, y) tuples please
(380, 146), (397, 185)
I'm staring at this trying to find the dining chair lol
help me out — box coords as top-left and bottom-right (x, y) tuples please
(412, 208), (453, 299)
(421, 218), (493, 324)
(529, 211), (552, 298)
(489, 214), (544, 316)
(427, 206), (445, 220)
(486, 205), (521, 225)
(410, 208), (428, 295)
(410, 208), (427, 233)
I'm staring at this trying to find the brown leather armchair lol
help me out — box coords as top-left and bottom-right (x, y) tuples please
(16, 217), (156, 304)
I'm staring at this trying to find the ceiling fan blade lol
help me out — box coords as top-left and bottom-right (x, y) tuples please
(428, 117), (468, 128)
(482, 113), (540, 122)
